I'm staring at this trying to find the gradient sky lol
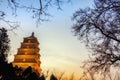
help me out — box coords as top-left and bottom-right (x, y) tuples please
(1, 0), (94, 76)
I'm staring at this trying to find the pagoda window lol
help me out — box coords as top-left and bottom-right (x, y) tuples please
(23, 59), (26, 62)
(26, 45), (29, 48)
(28, 40), (31, 43)
(13, 33), (41, 75)
(25, 52), (27, 55)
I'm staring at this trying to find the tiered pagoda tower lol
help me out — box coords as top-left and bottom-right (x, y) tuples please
(12, 32), (41, 75)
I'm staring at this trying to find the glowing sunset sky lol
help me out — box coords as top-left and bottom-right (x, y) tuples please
(1, 0), (94, 75)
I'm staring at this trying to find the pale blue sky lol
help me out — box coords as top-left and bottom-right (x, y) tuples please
(1, 0), (94, 75)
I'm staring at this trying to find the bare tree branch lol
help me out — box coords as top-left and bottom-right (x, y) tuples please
(72, 0), (120, 74)
(0, 0), (70, 28)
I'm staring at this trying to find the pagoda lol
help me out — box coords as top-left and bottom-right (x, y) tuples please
(12, 32), (41, 75)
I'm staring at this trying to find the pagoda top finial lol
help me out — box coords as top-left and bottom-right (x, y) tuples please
(31, 32), (34, 37)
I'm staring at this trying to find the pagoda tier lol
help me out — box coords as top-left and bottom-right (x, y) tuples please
(12, 32), (42, 75)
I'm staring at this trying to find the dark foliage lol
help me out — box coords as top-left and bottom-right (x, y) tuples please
(0, 28), (10, 62)
(27, 72), (40, 80)
(39, 75), (45, 80)
(50, 74), (58, 80)
(0, 63), (46, 80)
(22, 66), (32, 77)
(0, 62), (16, 80)
(72, 0), (120, 73)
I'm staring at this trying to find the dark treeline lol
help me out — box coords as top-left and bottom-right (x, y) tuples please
(0, 62), (60, 80)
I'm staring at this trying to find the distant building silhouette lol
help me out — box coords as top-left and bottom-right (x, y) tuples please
(12, 32), (41, 75)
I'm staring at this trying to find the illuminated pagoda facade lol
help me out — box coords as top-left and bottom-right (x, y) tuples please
(12, 32), (41, 75)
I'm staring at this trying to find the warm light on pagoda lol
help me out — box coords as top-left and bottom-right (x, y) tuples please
(26, 45), (29, 48)
(28, 40), (31, 43)
(12, 32), (42, 75)
(23, 59), (26, 62)
(25, 52), (27, 55)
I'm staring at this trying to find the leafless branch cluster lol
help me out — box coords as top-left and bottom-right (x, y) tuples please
(0, 0), (70, 28)
(0, 10), (19, 30)
(80, 68), (120, 80)
(72, 0), (120, 73)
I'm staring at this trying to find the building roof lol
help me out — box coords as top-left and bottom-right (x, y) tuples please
(24, 32), (39, 44)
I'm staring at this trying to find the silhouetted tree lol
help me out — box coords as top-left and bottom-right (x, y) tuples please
(26, 72), (39, 80)
(0, 28), (10, 62)
(14, 65), (23, 77)
(22, 66), (32, 79)
(72, 0), (120, 73)
(50, 74), (58, 80)
(0, 28), (17, 79)
(39, 74), (45, 80)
